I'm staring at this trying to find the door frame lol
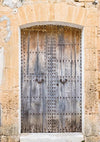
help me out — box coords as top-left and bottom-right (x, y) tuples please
(18, 21), (84, 135)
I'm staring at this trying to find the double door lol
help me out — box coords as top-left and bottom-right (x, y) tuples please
(21, 26), (82, 133)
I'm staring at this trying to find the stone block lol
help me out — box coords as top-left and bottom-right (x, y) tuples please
(1, 136), (19, 142)
(20, 134), (84, 142)
(85, 8), (98, 26)
(84, 114), (98, 136)
(85, 136), (98, 142)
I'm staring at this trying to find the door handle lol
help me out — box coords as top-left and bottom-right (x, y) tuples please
(60, 79), (67, 84)
(35, 78), (44, 84)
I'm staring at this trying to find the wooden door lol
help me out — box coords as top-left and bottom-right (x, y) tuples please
(21, 26), (82, 133)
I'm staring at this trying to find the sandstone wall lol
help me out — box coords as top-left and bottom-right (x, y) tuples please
(0, 0), (99, 142)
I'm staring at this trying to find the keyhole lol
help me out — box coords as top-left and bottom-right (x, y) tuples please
(57, 83), (59, 86)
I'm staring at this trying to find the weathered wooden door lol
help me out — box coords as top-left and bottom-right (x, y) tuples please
(21, 26), (82, 133)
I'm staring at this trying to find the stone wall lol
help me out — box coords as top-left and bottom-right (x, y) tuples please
(0, 0), (99, 142)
